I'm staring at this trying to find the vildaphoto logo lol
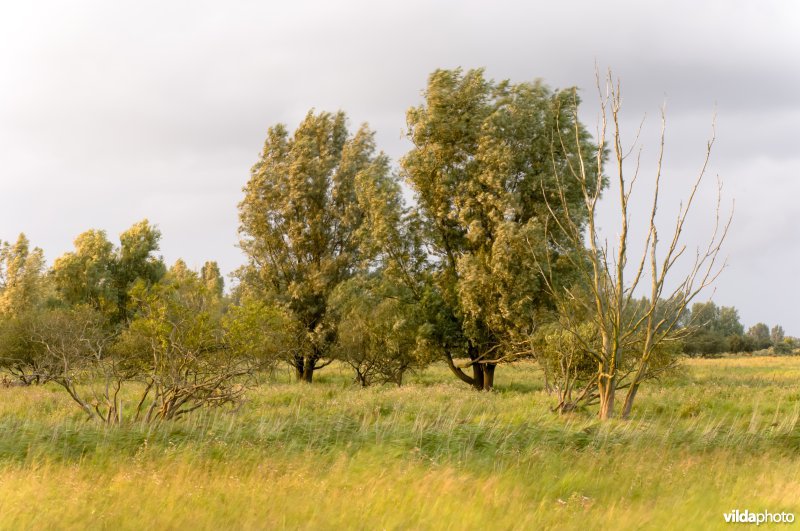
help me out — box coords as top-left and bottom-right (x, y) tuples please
(723, 509), (795, 525)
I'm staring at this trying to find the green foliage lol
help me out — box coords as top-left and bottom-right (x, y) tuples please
(773, 339), (794, 355)
(0, 234), (51, 382)
(51, 229), (116, 315)
(683, 302), (750, 356)
(727, 333), (755, 354)
(330, 274), (433, 386)
(401, 68), (600, 388)
(771, 324), (785, 345)
(532, 296), (684, 413)
(530, 320), (598, 412)
(238, 110), (395, 381)
(15, 256), (293, 423)
(51, 220), (165, 323)
(0, 313), (40, 383)
(201, 261), (224, 298)
(112, 220), (167, 322)
(684, 330), (729, 357)
(223, 298), (298, 370)
(0, 234), (48, 316)
(747, 322), (772, 350)
(119, 271), (243, 421)
(718, 306), (745, 336)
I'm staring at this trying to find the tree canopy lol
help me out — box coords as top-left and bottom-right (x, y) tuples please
(238, 110), (398, 382)
(51, 220), (165, 323)
(401, 68), (601, 389)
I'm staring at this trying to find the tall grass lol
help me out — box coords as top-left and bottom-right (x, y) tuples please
(1, 356), (800, 529)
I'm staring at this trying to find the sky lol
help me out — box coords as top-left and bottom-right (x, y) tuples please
(0, 0), (798, 333)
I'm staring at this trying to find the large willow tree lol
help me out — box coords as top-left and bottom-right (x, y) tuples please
(238, 110), (394, 382)
(401, 68), (600, 390)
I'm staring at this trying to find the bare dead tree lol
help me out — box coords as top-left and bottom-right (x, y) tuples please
(535, 69), (732, 420)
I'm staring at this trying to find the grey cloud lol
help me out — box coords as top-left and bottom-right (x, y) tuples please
(0, 0), (798, 332)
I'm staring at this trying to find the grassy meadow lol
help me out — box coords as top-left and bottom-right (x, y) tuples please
(1, 356), (800, 530)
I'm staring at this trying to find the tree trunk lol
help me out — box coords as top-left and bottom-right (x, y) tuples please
(293, 355), (305, 382)
(301, 356), (315, 383)
(470, 362), (485, 391)
(597, 366), (616, 420)
(444, 351), (478, 386)
(443, 347), (497, 391)
(293, 354), (316, 383)
(621, 382), (639, 419)
(482, 363), (496, 391)
(621, 357), (650, 418)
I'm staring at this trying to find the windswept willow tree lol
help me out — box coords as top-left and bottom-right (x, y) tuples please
(0, 234), (49, 384)
(401, 68), (600, 390)
(538, 72), (731, 419)
(238, 110), (395, 382)
(0, 234), (47, 317)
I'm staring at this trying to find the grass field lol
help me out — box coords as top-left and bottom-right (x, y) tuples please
(2, 356), (800, 530)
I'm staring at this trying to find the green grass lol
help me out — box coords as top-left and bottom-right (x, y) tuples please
(2, 356), (800, 530)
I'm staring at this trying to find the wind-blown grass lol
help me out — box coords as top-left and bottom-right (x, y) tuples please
(1, 356), (800, 529)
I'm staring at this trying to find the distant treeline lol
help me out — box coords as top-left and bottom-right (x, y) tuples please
(682, 301), (793, 356)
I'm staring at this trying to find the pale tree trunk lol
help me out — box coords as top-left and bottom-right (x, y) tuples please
(538, 69), (730, 422)
(621, 353), (649, 418)
(596, 331), (617, 420)
(597, 366), (616, 420)
(621, 383), (639, 419)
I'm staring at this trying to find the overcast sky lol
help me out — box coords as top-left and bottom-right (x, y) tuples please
(1, 0), (798, 333)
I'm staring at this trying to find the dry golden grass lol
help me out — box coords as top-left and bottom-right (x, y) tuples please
(1, 355), (800, 530)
